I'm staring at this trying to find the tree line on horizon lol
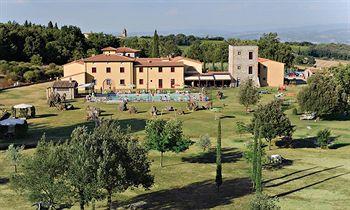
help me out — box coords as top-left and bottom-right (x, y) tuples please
(0, 21), (350, 70)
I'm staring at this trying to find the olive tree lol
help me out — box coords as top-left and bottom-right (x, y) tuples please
(6, 144), (24, 173)
(145, 119), (193, 167)
(298, 73), (347, 118)
(11, 138), (72, 209)
(239, 79), (260, 112)
(250, 100), (294, 150)
(90, 120), (154, 209)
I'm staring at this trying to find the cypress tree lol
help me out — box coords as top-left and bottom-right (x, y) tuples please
(255, 127), (263, 193)
(152, 30), (160, 57)
(251, 121), (259, 188)
(48, 21), (53, 28)
(54, 23), (58, 29)
(215, 118), (222, 192)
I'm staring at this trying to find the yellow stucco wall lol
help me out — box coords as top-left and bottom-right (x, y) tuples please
(85, 61), (134, 91)
(259, 60), (285, 87)
(135, 66), (184, 90)
(179, 59), (203, 74)
(63, 58), (187, 91)
(62, 62), (86, 89)
(103, 51), (116, 55)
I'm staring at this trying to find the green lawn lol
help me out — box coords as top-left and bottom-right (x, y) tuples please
(0, 83), (349, 209)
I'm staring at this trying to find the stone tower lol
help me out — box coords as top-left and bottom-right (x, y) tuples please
(228, 45), (260, 87)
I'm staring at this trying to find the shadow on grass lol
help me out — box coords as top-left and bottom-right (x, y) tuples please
(221, 115), (235, 119)
(276, 136), (339, 149)
(119, 118), (146, 132)
(265, 165), (343, 188)
(263, 166), (318, 184)
(35, 113), (58, 118)
(329, 142), (350, 149)
(0, 177), (9, 185)
(275, 172), (350, 197)
(322, 114), (350, 121)
(100, 113), (114, 117)
(117, 177), (252, 210)
(276, 137), (318, 148)
(0, 118), (147, 149)
(181, 147), (242, 164)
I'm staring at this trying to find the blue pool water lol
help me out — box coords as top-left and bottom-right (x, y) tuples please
(96, 93), (208, 102)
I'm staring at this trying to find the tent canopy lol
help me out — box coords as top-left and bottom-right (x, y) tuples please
(78, 83), (94, 88)
(0, 118), (26, 126)
(13, 104), (33, 109)
(214, 75), (232, 80)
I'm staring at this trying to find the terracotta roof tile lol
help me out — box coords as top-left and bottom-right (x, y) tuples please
(258, 57), (285, 64)
(134, 58), (184, 67)
(63, 59), (84, 66)
(115, 47), (140, 53)
(171, 56), (202, 64)
(83, 54), (135, 62)
(101, 46), (118, 51)
(258, 57), (270, 63)
(52, 81), (77, 88)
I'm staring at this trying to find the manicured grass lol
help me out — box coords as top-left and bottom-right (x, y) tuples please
(0, 83), (349, 209)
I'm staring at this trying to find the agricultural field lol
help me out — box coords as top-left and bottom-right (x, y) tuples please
(0, 83), (350, 209)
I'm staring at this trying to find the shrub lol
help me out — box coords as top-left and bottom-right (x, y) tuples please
(30, 54), (43, 66)
(250, 193), (280, 210)
(23, 70), (36, 82)
(197, 134), (211, 152)
(292, 108), (298, 115)
(317, 128), (331, 149)
(235, 121), (248, 137)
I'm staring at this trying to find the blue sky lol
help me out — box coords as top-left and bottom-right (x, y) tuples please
(0, 0), (349, 35)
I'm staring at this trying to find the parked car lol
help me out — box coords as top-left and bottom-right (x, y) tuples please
(259, 90), (269, 94)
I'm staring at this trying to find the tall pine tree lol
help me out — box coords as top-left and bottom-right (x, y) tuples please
(151, 30), (160, 57)
(215, 118), (222, 192)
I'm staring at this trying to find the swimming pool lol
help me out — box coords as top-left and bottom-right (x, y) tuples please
(94, 93), (208, 102)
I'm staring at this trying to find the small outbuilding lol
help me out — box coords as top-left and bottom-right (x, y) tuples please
(47, 80), (78, 100)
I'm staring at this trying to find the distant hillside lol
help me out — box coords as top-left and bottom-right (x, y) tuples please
(234, 28), (350, 44)
(131, 24), (350, 44)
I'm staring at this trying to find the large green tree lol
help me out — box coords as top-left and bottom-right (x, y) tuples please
(239, 79), (261, 112)
(11, 138), (72, 209)
(250, 100), (294, 150)
(145, 119), (193, 167)
(185, 40), (204, 61)
(90, 120), (154, 209)
(258, 33), (294, 68)
(297, 73), (347, 118)
(64, 127), (101, 210)
(330, 64), (350, 96)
